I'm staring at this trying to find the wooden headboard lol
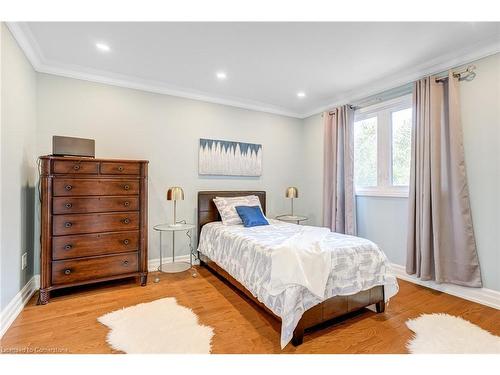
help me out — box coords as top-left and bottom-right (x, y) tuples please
(197, 191), (266, 240)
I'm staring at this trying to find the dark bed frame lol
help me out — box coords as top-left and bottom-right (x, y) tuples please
(197, 190), (385, 346)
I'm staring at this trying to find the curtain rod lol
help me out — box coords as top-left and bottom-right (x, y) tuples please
(325, 64), (478, 115)
(435, 64), (477, 83)
(327, 84), (412, 115)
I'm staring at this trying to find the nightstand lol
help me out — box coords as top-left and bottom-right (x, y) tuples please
(153, 223), (196, 282)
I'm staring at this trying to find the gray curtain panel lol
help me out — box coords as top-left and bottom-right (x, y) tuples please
(323, 105), (356, 235)
(406, 71), (482, 287)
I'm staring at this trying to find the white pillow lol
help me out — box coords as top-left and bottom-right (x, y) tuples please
(213, 195), (263, 225)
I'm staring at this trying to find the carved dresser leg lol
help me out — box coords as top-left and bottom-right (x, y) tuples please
(38, 289), (50, 305)
(375, 300), (385, 313)
(140, 274), (148, 286)
(292, 324), (304, 346)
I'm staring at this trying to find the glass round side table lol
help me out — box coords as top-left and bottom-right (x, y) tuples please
(275, 214), (308, 225)
(153, 223), (196, 282)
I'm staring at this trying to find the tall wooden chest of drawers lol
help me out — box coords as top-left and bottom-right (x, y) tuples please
(39, 156), (149, 304)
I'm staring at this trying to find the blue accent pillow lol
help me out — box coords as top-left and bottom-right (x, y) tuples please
(235, 205), (269, 227)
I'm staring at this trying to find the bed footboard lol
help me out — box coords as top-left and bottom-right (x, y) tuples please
(200, 253), (385, 347)
(290, 282), (385, 346)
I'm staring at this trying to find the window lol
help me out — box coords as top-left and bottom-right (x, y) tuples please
(391, 108), (412, 186)
(354, 117), (377, 187)
(353, 95), (412, 197)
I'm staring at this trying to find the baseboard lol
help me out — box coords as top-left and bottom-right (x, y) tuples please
(390, 263), (500, 310)
(0, 255), (196, 337)
(0, 275), (40, 339)
(148, 255), (199, 272)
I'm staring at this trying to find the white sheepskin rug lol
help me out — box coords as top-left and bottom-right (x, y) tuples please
(98, 297), (214, 354)
(406, 313), (500, 354)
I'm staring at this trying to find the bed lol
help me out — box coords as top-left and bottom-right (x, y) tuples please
(197, 190), (399, 348)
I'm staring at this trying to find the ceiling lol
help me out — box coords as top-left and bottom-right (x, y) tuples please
(9, 22), (500, 118)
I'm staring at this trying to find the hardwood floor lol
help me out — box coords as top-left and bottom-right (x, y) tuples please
(1, 267), (499, 354)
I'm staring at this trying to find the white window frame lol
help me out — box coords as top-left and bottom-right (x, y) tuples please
(354, 94), (412, 198)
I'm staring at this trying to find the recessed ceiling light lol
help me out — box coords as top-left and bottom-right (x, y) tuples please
(96, 42), (110, 52)
(297, 91), (306, 98)
(216, 71), (227, 80)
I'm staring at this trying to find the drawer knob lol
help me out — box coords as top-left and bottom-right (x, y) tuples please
(65, 185), (72, 191)
(73, 164), (81, 171)
(64, 269), (71, 275)
(124, 201), (130, 207)
(64, 244), (72, 250)
(123, 218), (130, 224)
(124, 184), (130, 191)
(123, 260), (129, 266)
(65, 203), (72, 209)
(123, 239), (130, 245)
(64, 222), (72, 228)
(118, 166), (124, 172)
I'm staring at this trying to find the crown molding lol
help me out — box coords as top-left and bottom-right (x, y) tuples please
(5, 22), (303, 119)
(302, 36), (500, 118)
(35, 62), (304, 118)
(7, 22), (500, 120)
(5, 22), (43, 69)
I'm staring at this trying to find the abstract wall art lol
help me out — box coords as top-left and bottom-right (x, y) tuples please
(198, 138), (262, 176)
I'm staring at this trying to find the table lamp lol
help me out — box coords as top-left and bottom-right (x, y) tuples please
(167, 186), (184, 226)
(286, 187), (298, 216)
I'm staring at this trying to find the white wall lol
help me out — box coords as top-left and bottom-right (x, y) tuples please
(302, 53), (500, 291)
(36, 73), (306, 263)
(0, 24), (38, 310)
(460, 53), (500, 290)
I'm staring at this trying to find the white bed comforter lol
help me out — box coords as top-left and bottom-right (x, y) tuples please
(197, 220), (399, 348)
(269, 225), (332, 299)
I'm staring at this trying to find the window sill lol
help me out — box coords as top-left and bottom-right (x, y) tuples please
(355, 188), (409, 198)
